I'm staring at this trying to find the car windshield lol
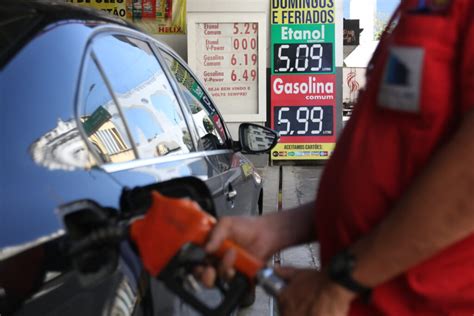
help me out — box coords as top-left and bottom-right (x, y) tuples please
(0, 8), (42, 67)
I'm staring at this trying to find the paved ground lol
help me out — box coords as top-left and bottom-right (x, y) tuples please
(238, 165), (325, 316)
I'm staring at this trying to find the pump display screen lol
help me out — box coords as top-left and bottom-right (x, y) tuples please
(273, 43), (333, 74)
(273, 105), (333, 137)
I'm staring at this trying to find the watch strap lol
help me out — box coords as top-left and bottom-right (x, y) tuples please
(328, 250), (372, 301)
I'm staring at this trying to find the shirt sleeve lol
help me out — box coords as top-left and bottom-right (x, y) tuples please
(461, 10), (474, 113)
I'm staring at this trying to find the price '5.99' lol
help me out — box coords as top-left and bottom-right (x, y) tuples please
(274, 105), (333, 137)
(273, 43), (333, 73)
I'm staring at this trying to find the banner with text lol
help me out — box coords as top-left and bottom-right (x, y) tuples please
(271, 0), (336, 161)
(66, 0), (186, 34)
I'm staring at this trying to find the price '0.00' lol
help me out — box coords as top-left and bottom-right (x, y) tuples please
(233, 38), (257, 50)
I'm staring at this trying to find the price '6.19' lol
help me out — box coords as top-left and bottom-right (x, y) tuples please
(274, 105), (333, 137)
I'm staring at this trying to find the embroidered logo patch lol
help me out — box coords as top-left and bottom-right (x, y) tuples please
(425, 0), (452, 12)
(378, 46), (424, 113)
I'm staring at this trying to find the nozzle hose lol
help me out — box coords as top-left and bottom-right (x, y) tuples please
(68, 225), (128, 256)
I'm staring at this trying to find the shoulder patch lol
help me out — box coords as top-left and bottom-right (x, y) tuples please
(377, 46), (424, 113)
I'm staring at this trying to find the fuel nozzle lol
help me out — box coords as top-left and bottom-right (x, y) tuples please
(256, 267), (286, 297)
(130, 189), (287, 315)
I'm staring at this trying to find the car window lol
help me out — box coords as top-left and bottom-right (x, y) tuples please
(91, 35), (192, 158)
(161, 51), (228, 151)
(79, 55), (136, 164)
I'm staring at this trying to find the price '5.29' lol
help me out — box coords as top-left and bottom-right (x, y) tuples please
(274, 105), (333, 137)
(273, 43), (333, 73)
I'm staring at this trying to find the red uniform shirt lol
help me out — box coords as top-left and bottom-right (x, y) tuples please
(315, 0), (474, 314)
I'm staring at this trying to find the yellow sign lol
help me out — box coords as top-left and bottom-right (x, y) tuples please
(67, 0), (127, 18)
(66, 0), (186, 34)
(271, 1), (335, 24)
(133, 0), (187, 34)
(271, 143), (335, 160)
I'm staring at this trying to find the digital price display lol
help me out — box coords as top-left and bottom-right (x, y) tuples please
(273, 43), (333, 73)
(274, 105), (333, 137)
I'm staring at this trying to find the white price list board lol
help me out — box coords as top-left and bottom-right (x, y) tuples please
(196, 22), (259, 115)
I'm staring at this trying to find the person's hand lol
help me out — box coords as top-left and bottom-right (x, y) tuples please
(197, 216), (277, 286)
(277, 267), (356, 316)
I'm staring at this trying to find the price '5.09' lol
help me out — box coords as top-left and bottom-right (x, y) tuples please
(273, 43), (333, 73)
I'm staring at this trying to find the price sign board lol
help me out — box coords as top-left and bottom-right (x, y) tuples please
(195, 23), (259, 115)
(271, 1), (337, 161)
(188, 12), (267, 123)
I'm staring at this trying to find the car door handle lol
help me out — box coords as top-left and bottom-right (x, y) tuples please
(227, 189), (237, 200)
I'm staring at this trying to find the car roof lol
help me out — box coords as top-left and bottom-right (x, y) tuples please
(0, 0), (138, 67)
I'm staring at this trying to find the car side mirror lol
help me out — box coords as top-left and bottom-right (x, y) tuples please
(238, 123), (279, 154)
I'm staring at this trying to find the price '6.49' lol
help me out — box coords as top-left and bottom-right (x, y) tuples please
(231, 69), (257, 81)
(274, 105), (333, 137)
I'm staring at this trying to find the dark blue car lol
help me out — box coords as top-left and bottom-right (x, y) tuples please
(0, 1), (278, 315)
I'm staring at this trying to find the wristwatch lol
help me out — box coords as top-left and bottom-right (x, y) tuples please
(327, 249), (372, 301)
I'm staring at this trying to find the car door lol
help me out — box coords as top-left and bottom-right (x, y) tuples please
(81, 31), (232, 315)
(157, 48), (261, 218)
(84, 31), (224, 200)
(82, 32), (252, 316)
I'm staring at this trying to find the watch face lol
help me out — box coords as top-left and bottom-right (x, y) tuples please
(329, 251), (353, 279)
